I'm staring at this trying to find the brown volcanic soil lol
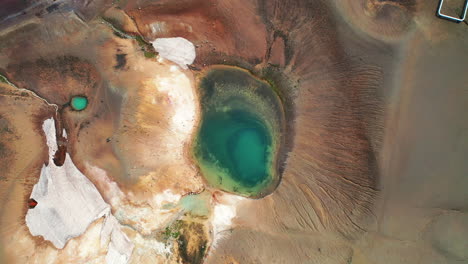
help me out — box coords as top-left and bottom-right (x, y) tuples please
(2, 12), (204, 196)
(126, 0), (269, 66)
(127, 0), (384, 236)
(0, 0), (467, 263)
(0, 83), (55, 263)
(0, 10), (204, 262)
(124, 0), (468, 263)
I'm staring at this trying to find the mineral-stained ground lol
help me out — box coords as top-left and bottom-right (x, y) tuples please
(0, 0), (467, 263)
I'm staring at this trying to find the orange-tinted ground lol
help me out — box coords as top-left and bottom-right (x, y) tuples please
(0, 0), (467, 263)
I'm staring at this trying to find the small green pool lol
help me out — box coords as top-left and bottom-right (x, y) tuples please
(193, 66), (284, 197)
(71, 96), (88, 111)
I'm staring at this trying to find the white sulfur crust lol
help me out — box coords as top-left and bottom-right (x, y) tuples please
(211, 194), (246, 248)
(151, 37), (196, 69)
(25, 118), (134, 264)
(102, 215), (134, 264)
(26, 118), (110, 249)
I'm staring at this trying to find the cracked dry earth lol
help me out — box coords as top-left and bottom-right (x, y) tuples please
(0, 0), (467, 263)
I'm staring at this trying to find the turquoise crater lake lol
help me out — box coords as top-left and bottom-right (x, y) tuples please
(193, 66), (284, 197)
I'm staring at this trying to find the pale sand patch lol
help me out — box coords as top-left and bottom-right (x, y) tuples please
(87, 162), (184, 235)
(100, 35), (203, 196)
(85, 163), (125, 207)
(152, 64), (197, 135)
(152, 189), (182, 209)
(150, 21), (167, 35)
